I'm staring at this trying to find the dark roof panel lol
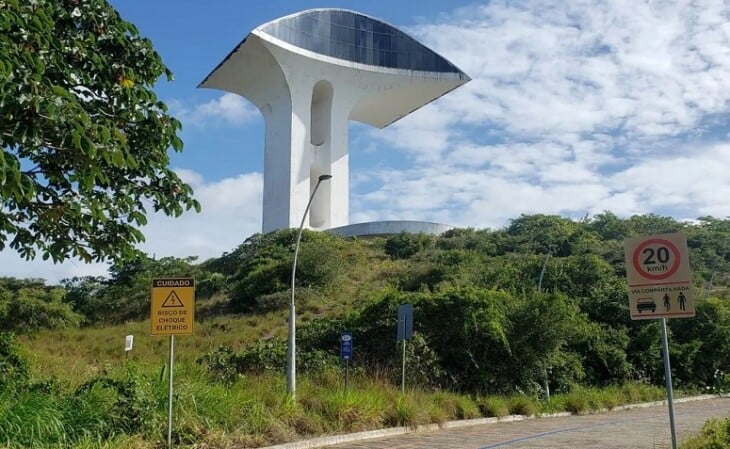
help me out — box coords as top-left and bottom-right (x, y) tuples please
(259, 9), (463, 74)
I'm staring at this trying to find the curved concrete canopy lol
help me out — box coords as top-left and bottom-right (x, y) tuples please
(199, 8), (470, 128)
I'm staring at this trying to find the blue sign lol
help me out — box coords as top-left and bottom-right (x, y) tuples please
(340, 332), (353, 360)
(397, 303), (414, 341)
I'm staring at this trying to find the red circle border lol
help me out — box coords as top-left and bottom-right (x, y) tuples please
(632, 238), (681, 281)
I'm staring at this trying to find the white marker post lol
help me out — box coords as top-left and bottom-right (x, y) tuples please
(124, 335), (134, 358)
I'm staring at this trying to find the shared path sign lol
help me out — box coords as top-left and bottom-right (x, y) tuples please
(151, 278), (195, 335)
(623, 233), (694, 320)
(340, 332), (353, 361)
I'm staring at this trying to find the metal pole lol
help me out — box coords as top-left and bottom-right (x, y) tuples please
(401, 339), (406, 394)
(167, 335), (175, 449)
(288, 175), (331, 400)
(538, 253), (550, 401)
(345, 359), (349, 394)
(660, 318), (678, 449)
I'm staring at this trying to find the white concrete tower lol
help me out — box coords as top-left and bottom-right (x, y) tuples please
(200, 9), (470, 233)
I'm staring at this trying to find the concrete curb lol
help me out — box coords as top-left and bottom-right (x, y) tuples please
(261, 394), (725, 449)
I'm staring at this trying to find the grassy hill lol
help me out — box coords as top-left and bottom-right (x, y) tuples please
(1, 212), (729, 448)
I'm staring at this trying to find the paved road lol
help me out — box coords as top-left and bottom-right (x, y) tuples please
(327, 397), (730, 449)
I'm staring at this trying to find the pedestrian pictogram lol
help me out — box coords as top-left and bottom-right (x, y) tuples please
(679, 292), (687, 311)
(162, 291), (185, 308)
(623, 233), (694, 320)
(151, 278), (195, 335)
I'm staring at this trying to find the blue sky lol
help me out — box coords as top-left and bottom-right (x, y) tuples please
(3, 0), (730, 283)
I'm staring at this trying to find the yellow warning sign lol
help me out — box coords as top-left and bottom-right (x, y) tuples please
(151, 278), (195, 336)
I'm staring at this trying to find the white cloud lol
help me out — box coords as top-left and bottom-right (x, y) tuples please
(138, 170), (263, 262)
(172, 93), (258, 128)
(355, 0), (730, 229)
(0, 171), (263, 284)
(402, 0), (730, 144)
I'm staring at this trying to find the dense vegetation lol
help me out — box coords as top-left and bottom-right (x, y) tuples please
(1, 0), (199, 263)
(682, 417), (730, 449)
(0, 212), (729, 447)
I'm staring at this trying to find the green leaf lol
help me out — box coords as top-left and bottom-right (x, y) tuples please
(51, 85), (69, 98)
(111, 150), (124, 167)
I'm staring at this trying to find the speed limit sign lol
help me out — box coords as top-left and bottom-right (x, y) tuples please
(623, 233), (694, 320)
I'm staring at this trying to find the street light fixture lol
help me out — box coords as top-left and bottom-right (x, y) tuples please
(287, 174), (332, 398)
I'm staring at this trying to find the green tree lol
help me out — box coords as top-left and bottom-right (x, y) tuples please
(227, 229), (349, 312)
(0, 284), (81, 332)
(669, 297), (730, 386)
(0, 0), (200, 263)
(102, 255), (200, 321)
(60, 275), (107, 322)
(504, 214), (584, 256)
(384, 232), (435, 259)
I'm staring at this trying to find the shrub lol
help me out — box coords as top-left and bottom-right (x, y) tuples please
(74, 371), (155, 435)
(564, 389), (589, 414)
(455, 396), (481, 419)
(507, 395), (537, 416)
(681, 417), (730, 449)
(197, 273), (226, 299)
(196, 345), (241, 383)
(0, 333), (29, 389)
(479, 396), (509, 417)
(383, 395), (422, 428)
(317, 391), (383, 432)
(0, 286), (82, 332)
(385, 232), (435, 259)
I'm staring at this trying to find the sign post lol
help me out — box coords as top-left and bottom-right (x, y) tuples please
(340, 332), (353, 393)
(624, 233), (693, 449)
(397, 304), (413, 394)
(151, 278), (195, 449)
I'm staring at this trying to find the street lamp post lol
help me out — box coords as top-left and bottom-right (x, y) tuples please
(287, 174), (332, 399)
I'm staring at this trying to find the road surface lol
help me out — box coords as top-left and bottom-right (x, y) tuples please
(325, 397), (730, 449)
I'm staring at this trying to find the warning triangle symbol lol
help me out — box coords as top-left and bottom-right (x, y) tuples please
(162, 291), (185, 308)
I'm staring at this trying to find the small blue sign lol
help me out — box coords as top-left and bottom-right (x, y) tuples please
(340, 332), (353, 360)
(397, 303), (414, 341)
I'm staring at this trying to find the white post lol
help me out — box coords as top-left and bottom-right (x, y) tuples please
(167, 335), (175, 449)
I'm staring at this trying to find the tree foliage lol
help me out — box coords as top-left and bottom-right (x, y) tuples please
(0, 0), (200, 263)
(60, 255), (220, 323)
(5, 212), (729, 396)
(0, 277), (81, 331)
(226, 229), (351, 312)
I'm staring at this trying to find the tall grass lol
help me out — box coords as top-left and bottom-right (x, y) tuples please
(12, 309), (674, 448)
(680, 417), (730, 449)
(0, 359), (676, 449)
